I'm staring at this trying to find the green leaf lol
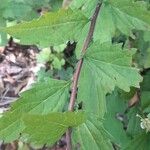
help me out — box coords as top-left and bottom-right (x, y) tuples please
(96, 0), (150, 42)
(78, 42), (142, 116)
(0, 0), (41, 22)
(72, 0), (150, 43)
(73, 115), (113, 150)
(2, 9), (88, 46)
(140, 71), (150, 113)
(144, 31), (150, 42)
(124, 133), (150, 150)
(75, 22), (90, 58)
(0, 17), (7, 45)
(50, 0), (63, 11)
(0, 78), (70, 142)
(135, 47), (150, 69)
(71, 0), (99, 17)
(141, 71), (150, 91)
(2, 2), (32, 21)
(133, 31), (150, 69)
(103, 91), (130, 148)
(141, 91), (150, 113)
(83, 42), (142, 92)
(126, 107), (142, 137)
(109, 0), (150, 26)
(37, 48), (51, 63)
(23, 111), (86, 145)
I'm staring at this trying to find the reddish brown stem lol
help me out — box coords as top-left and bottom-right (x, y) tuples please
(66, 2), (102, 150)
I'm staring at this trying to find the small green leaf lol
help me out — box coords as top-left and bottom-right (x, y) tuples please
(0, 78), (70, 142)
(2, 9), (88, 46)
(23, 111), (86, 145)
(37, 48), (51, 63)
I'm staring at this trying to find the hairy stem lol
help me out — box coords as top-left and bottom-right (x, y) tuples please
(66, 2), (102, 150)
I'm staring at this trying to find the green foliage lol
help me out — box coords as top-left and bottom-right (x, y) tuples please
(0, 0), (150, 149)
(73, 115), (113, 150)
(133, 31), (150, 69)
(72, 0), (150, 57)
(23, 112), (86, 145)
(78, 42), (142, 116)
(99, 0), (150, 40)
(124, 133), (150, 150)
(0, 78), (70, 142)
(71, 0), (99, 17)
(37, 46), (65, 70)
(103, 91), (130, 148)
(1, 9), (88, 46)
(0, 0), (48, 45)
(0, 17), (7, 45)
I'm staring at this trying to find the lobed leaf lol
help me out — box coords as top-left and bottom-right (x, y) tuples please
(71, 0), (150, 45)
(78, 42), (142, 116)
(95, 0), (150, 43)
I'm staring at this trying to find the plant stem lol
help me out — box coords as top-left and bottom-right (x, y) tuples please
(66, 2), (102, 150)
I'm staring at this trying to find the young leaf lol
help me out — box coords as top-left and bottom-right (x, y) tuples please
(72, 115), (113, 150)
(23, 111), (86, 145)
(0, 78), (70, 142)
(1, 9), (88, 46)
(78, 41), (142, 116)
